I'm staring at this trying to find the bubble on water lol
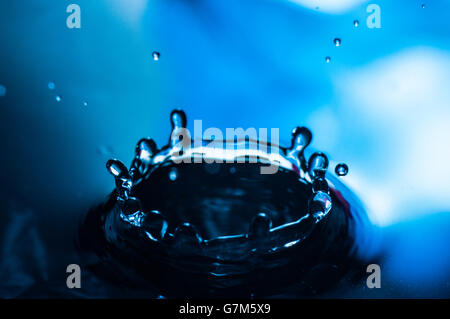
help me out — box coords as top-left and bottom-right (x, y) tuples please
(0, 84), (6, 97)
(173, 223), (202, 247)
(152, 51), (160, 61)
(325, 56), (331, 63)
(334, 38), (341, 47)
(335, 163), (349, 177)
(353, 20), (359, 27)
(169, 167), (178, 181)
(55, 95), (62, 102)
(248, 213), (272, 239)
(48, 82), (55, 90)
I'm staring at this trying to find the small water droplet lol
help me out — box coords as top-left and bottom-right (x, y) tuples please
(173, 223), (203, 247)
(308, 152), (329, 179)
(152, 51), (160, 61)
(83, 101), (88, 107)
(309, 191), (332, 222)
(136, 138), (157, 161)
(291, 126), (312, 150)
(248, 213), (272, 238)
(353, 20), (359, 27)
(142, 210), (168, 241)
(335, 163), (349, 176)
(169, 167), (178, 181)
(334, 38), (341, 47)
(0, 84), (6, 97)
(421, 4), (425, 9)
(106, 159), (128, 178)
(325, 56), (331, 63)
(55, 95), (62, 102)
(170, 109), (187, 128)
(48, 82), (55, 90)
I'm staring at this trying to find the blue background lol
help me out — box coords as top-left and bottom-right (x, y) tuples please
(0, 0), (449, 297)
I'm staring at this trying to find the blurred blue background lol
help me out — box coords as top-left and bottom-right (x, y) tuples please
(0, 0), (449, 297)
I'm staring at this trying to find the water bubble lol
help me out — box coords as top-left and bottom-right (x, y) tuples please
(325, 56), (331, 63)
(309, 191), (332, 222)
(136, 138), (157, 161)
(170, 109), (187, 128)
(291, 126), (312, 151)
(248, 213), (272, 238)
(55, 95), (62, 102)
(173, 223), (203, 247)
(142, 210), (168, 241)
(0, 84), (6, 97)
(308, 152), (329, 178)
(169, 167), (178, 181)
(48, 82), (55, 90)
(152, 51), (160, 61)
(335, 163), (349, 176)
(353, 20), (359, 27)
(334, 38), (341, 47)
(106, 159), (128, 178)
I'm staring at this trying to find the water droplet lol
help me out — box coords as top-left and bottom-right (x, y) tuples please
(152, 51), (160, 61)
(142, 210), (168, 241)
(291, 126), (312, 151)
(0, 84), (6, 97)
(421, 4), (425, 9)
(136, 138), (157, 161)
(169, 167), (178, 181)
(309, 191), (332, 222)
(335, 163), (349, 176)
(325, 56), (331, 63)
(308, 152), (329, 179)
(55, 95), (62, 102)
(248, 213), (272, 238)
(353, 20), (359, 27)
(170, 109), (187, 128)
(83, 101), (88, 107)
(48, 82), (55, 90)
(106, 159), (128, 178)
(173, 223), (203, 247)
(334, 38), (341, 47)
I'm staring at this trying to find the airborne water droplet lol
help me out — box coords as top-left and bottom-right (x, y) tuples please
(325, 56), (331, 63)
(169, 167), (178, 181)
(353, 20), (359, 27)
(55, 95), (62, 102)
(83, 101), (88, 107)
(334, 38), (341, 47)
(335, 163), (349, 176)
(152, 51), (160, 61)
(421, 4), (425, 9)
(0, 84), (6, 97)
